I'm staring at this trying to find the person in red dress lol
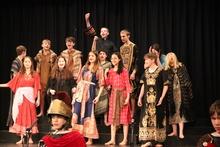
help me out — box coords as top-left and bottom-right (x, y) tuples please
(39, 92), (86, 147)
(105, 52), (132, 145)
(0, 56), (41, 144)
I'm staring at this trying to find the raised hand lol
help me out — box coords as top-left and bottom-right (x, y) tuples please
(85, 13), (90, 21)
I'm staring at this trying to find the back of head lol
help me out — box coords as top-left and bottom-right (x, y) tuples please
(16, 45), (27, 56)
(151, 43), (160, 52)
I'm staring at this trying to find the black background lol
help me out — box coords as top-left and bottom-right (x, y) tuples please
(0, 0), (219, 129)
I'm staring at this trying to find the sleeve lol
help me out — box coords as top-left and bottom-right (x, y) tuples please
(84, 25), (97, 37)
(73, 52), (82, 78)
(140, 72), (145, 84)
(50, 51), (57, 68)
(105, 70), (111, 86)
(34, 52), (39, 62)
(123, 69), (132, 94)
(76, 66), (84, 83)
(46, 77), (53, 95)
(33, 72), (41, 98)
(162, 69), (169, 86)
(196, 134), (212, 147)
(7, 73), (20, 92)
(69, 73), (77, 88)
(181, 64), (193, 99)
(10, 59), (20, 74)
(181, 64), (192, 86)
(133, 45), (139, 73)
(34, 51), (41, 73)
(96, 66), (105, 87)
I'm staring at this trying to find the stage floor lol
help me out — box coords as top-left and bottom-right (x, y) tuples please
(0, 117), (213, 147)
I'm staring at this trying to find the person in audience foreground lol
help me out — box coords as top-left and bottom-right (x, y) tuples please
(197, 100), (220, 147)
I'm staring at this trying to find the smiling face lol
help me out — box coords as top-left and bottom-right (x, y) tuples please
(111, 54), (120, 67)
(51, 115), (67, 130)
(23, 57), (32, 69)
(88, 52), (97, 63)
(57, 57), (66, 69)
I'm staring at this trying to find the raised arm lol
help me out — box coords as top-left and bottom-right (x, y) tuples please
(0, 83), (9, 88)
(84, 13), (97, 37)
(85, 13), (91, 28)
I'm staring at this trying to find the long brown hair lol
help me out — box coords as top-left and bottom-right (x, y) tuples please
(20, 56), (35, 75)
(50, 55), (72, 80)
(111, 52), (124, 74)
(85, 51), (99, 73)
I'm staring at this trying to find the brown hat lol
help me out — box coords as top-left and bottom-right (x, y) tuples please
(47, 91), (72, 118)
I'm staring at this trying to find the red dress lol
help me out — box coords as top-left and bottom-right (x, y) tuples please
(7, 72), (41, 135)
(105, 68), (131, 125)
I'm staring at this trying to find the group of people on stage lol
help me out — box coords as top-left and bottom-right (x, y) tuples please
(0, 12), (218, 147)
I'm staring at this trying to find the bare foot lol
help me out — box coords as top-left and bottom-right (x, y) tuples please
(179, 134), (184, 139)
(141, 142), (152, 147)
(168, 132), (177, 136)
(37, 112), (43, 117)
(29, 139), (33, 144)
(155, 143), (163, 147)
(105, 140), (115, 145)
(16, 140), (22, 144)
(86, 140), (93, 145)
(119, 139), (127, 146)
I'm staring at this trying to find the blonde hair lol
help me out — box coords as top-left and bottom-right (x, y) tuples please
(165, 52), (181, 70)
(120, 29), (131, 36)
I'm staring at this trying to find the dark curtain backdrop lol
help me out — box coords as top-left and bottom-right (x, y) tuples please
(0, 0), (219, 129)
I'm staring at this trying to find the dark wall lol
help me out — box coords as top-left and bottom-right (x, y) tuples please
(0, 0), (219, 129)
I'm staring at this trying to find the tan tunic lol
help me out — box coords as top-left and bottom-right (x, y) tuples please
(34, 49), (57, 88)
(61, 49), (82, 79)
(120, 42), (136, 72)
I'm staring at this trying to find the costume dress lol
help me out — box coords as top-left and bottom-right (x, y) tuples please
(7, 72), (41, 135)
(105, 68), (132, 125)
(139, 67), (168, 143)
(72, 66), (104, 139)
